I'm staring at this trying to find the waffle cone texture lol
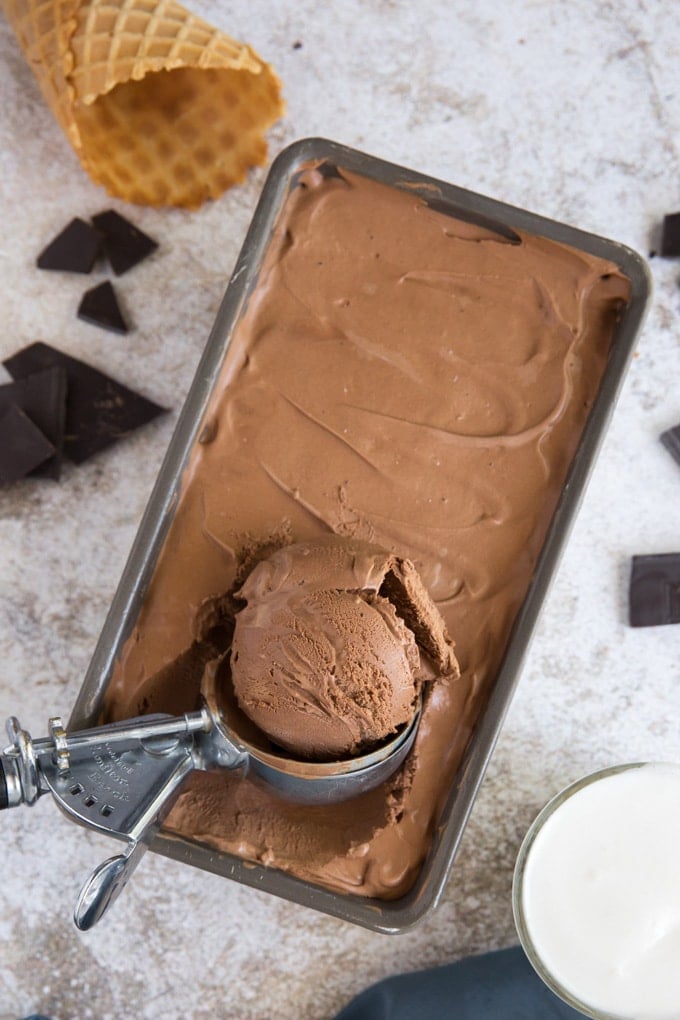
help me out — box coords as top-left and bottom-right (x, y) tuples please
(2, 0), (284, 207)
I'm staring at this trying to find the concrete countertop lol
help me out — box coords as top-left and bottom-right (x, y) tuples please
(1, 1), (679, 1017)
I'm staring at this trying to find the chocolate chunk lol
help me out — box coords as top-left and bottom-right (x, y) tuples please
(92, 210), (158, 275)
(660, 212), (680, 257)
(78, 281), (129, 334)
(0, 366), (67, 479)
(3, 342), (168, 464)
(660, 424), (680, 468)
(0, 403), (56, 484)
(37, 218), (101, 273)
(629, 554), (680, 627)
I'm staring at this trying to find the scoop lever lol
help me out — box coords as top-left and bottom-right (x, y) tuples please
(75, 842), (146, 931)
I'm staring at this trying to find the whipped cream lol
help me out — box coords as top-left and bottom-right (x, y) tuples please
(519, 763), (680, 1020)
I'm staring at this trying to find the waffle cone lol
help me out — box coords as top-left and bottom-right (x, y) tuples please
(1, 0), (284, 207)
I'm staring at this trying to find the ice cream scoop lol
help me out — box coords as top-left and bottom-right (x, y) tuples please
(231, 538), (459, 760)
(0, 650), (424, 930)
(0, 540), (453, 934)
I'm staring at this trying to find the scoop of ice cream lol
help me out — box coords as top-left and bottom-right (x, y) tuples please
(230, 537), (458, 760)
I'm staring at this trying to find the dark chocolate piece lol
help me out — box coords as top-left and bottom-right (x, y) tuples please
(0, 403), (56, 484)
(629, 553), (680, 627)
(660, 424), (680, 468)
(37, 218), (101, 274)
(660, 212), (680, 257)
(0, 366), (67, 479)
(3, 342), (168, 464)
(77, 281), (129, 334)
(92, 210), (158, 275)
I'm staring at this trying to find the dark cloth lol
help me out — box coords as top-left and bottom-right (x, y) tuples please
(335, 945), (584, 1020)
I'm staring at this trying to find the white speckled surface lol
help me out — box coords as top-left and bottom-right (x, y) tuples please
(1, 2), (679, 1017)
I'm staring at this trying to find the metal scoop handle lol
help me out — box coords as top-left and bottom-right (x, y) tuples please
(0, 709), (246, 929)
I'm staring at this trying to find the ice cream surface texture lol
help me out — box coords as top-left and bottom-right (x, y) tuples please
(231, 538), (458, 760)
(105, 163), (630, 899)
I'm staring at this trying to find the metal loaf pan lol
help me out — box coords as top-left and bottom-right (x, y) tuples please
(69, 138), (651, 933)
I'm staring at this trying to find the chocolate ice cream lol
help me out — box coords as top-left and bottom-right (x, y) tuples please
(231, 538), (458, 760)
(104, 161), (631, 900)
